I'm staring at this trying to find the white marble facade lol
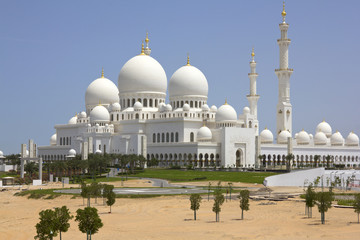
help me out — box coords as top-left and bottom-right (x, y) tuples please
(38, 6), (359, 169)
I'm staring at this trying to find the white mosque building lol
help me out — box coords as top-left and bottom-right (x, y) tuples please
(37, 4), (360, 169)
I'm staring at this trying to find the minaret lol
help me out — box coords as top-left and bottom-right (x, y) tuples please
(144, 32), (151, 55)
(275, 1), (293, 141)
(246, 48), (259, 118)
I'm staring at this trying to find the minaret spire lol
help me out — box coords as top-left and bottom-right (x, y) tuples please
(275, 2), (293, 141)
(282, 1), (287, 23)
(246, 47), (260, 134)
(186, 53), (190, 66)
(144, 31), (151, 55)
(101, 68), (104, 78)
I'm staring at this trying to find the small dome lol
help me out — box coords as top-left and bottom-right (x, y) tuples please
(87, 123), (91, 127)
(296, 130), (310, 145)
(95, 123), (100, 127)
(158, 102), (165, 112)
(309, 134), (313, 139)
(85, 76), (119, 109)
(294, 133), (298, 139)
(216, 103), (237, 122)
(90, 105), (110, 123)
(0, 151), (4, 157)
(110, 102), (121, 112)
(260, 128), (274, 144)
(314, 132), (327, 145)
(331, 131), (344, 146)
(50, 134), (57, 146)
(118, 55), (167, 95)
(243, 107), (250, 115)
(165, 104), (172, 111)
(210, 105), (217, 112)
(134, 101), (143, 111)
(79, 111), (87, 118)
(68, 149), (76, 157)
(169, 65), (208, 99)
(197, 126), (212, 141)
(105, 123), (109, 127)
(278, 130), (291, 144)
(95, 149), (102, 154)
(68, 115), (78, 124)
(183, 103), (190, 111)
(202, 104), (210, 112)
(345, 132), (359, 146)
(316, 121), (332, 138)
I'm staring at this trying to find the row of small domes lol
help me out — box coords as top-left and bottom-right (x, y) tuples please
(260, 121), (359, 146)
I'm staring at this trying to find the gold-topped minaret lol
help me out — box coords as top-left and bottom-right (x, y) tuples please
(281, 1), (286, 22)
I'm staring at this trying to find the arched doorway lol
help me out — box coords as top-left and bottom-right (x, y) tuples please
(236, 149), (243, 168)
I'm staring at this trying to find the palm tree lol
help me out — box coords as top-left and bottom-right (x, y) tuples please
(314, 155), (321, 168)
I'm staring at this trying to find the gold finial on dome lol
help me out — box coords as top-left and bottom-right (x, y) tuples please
(101, 68), (104, 78)
(265, 127), (268, 130)
(186, 53), (190, 66)
(224, 98), (228, 105)
(251, 47), (255, 57)
(145, 31), (149, 43)
(98, 100), (102, 106)
(140, 41), (145, 55)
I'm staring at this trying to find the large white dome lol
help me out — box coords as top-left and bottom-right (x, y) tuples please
(90, 105), (110, 124)
(197, 126), (212, 141)
(85, 76), (119, 108)
(316, 121), (332, 138)
(118, 55), (167, 94)
(50, 134), (57, 146)
(215, 103), (237, 122)
(330, 131), (344, 146)
(68, 115), (78, 125)
(169, 65), (208, 98)
(314, 132), (327, 145)
(278, 130), (291, 144)
(345, 132), (359, 146)
(260, 128), (274, 144)
(296, 130), (310, 145)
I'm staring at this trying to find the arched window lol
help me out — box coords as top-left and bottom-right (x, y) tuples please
(135, 113), (139, 119)
(60, 138), (62, 145)
(190, 101), (193, 108)
(171, 132), (174, 142)
(195, 101), (198, 108)
(175, 132), (179, 142)
(66, 137), (69, 145)
(149, 99), (153, 107)
(166, 133), (169, 142)
(153, 133), (156, 143)
(144, 99), (147, 107)
(127, 99), (130, 107)
(132, 98), (135, 106)
(155, 99), (158, 107)
(190, 132), (194, 142)
(162, 133), (165, 143)
(157, 133), (160, 143)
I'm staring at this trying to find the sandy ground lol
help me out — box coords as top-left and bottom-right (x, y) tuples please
(1, 180), (360, 240)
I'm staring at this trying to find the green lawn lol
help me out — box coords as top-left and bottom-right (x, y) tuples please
(134, 169), (277, 184)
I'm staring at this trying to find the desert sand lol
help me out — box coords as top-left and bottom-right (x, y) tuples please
(1, 180), (360, 240)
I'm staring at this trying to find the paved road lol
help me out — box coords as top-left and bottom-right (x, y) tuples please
(55, 187), (208, 195)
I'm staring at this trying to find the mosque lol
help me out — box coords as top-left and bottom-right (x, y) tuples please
(37, 4), (360, 169)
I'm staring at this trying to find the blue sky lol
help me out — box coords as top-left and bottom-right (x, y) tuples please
(1, 0), (359, 154)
